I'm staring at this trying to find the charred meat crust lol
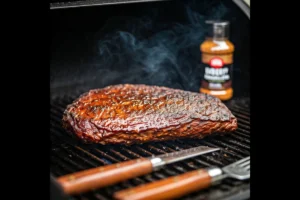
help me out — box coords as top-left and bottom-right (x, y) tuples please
(62, 84), (237, 145)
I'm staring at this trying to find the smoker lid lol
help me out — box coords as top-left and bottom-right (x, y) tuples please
(50, 0), (250, 20)
(50, 0), (168, 9)
(232, 0), (250, 19)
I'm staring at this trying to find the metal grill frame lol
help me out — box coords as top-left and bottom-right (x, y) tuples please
(50, 0), (167, 10)
(50, 95), (250, 200)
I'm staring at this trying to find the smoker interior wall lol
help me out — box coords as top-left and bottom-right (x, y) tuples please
(50, 0), (249, 98)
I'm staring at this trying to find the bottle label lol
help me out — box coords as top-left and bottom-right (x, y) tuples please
(201, 56), (232, 90)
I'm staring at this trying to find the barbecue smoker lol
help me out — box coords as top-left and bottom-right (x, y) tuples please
(50, 0), (250, 199)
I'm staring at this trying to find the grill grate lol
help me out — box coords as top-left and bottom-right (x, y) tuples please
(50, 95), (250, 200)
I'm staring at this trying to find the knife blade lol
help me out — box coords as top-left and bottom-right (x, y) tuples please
(56, 146), (219, 195)
(149, 146), (219, 170)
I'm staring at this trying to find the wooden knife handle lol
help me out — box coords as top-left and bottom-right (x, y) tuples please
(57, 158), (152, 195)
(114, 168), (217, 200)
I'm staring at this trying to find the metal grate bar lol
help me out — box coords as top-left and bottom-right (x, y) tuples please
(236, 123), (250, 131)
(219, 138), (250, 150)
(234, 130), (250, 137)
(232, 112), (249, 122)
(228, 134), (250, 144)
(92, 148), (122, 163)
(231, 109), (250, 117)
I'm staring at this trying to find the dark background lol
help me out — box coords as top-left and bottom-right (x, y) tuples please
(1, 0), (292, 199)
(50, 0), (249, 99)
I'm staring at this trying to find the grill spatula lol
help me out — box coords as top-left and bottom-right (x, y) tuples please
(114, 156), (250, 200)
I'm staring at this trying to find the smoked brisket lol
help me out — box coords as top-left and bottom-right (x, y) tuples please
(62, 84), (237, 145)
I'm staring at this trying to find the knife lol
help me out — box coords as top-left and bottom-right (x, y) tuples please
(56, 146), (219, 195)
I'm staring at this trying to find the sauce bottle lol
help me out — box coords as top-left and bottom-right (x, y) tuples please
(199, 20), (235, 101)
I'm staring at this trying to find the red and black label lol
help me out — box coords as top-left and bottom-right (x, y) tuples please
(202, 57), (232, 90)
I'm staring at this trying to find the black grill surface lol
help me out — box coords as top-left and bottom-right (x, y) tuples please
(50, 94), (250, 200)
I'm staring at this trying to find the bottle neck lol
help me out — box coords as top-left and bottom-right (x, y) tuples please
(205, 36), (228, 41)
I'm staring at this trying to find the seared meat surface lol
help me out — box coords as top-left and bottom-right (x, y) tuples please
(62, 84), (237, 145)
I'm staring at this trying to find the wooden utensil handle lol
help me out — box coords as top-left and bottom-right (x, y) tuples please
(57, 158), (152, 195)
(114, 167), (221, 200)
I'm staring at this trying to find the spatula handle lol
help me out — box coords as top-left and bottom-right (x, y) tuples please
(113, 167), (222, 200)
(57, 158), (153, 195)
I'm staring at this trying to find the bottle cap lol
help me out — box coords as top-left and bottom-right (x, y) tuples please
(206, 20), (229, 39)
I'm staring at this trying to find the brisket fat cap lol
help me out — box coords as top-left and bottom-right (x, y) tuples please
(62, 84), (237, 145)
